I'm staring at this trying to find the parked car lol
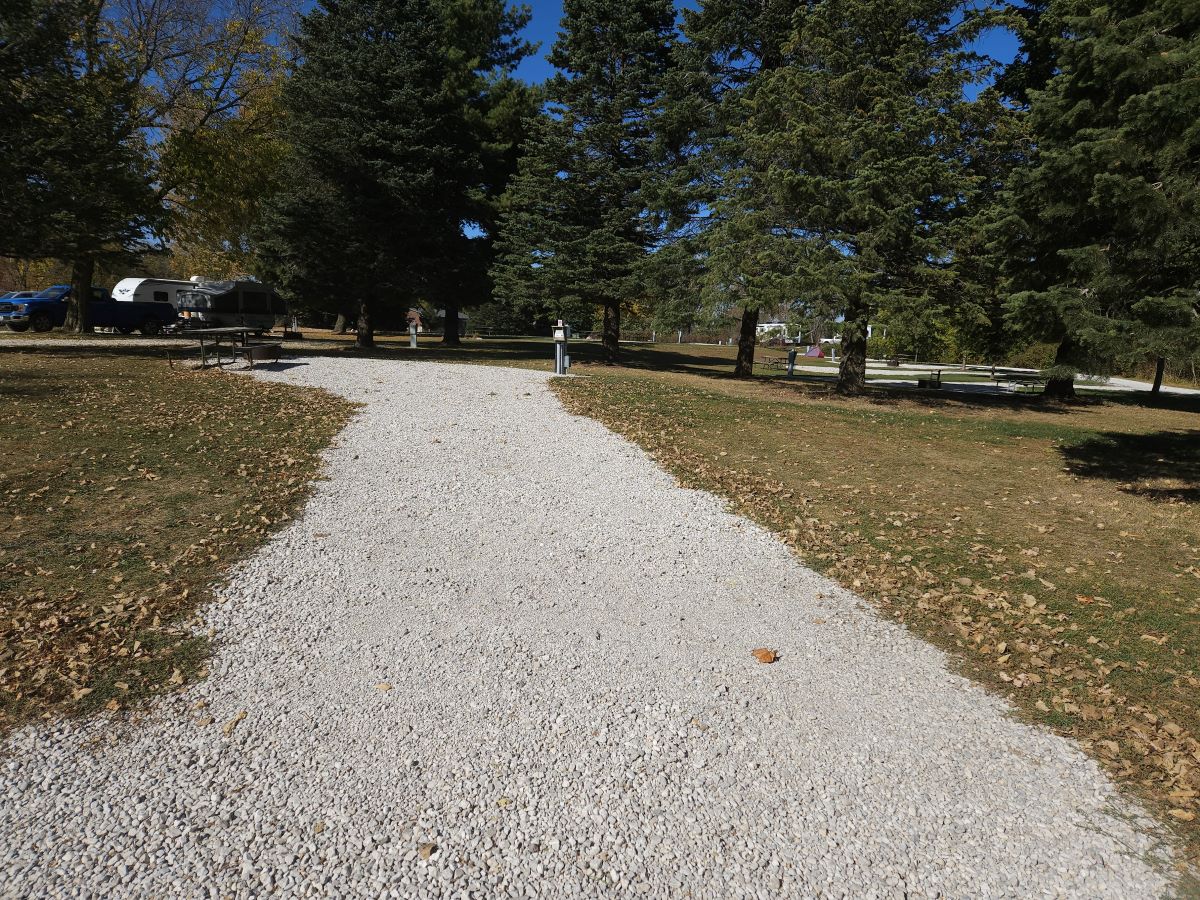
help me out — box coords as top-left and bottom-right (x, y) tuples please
(175, 280), (286, 332)
(0, 284), (180, 334)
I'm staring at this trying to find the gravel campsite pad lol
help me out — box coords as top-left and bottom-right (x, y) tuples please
(1, 358), (1178, 897)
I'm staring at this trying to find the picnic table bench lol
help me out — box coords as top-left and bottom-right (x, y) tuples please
(232, 341), (284, 368)
(916, 370), (942, 389)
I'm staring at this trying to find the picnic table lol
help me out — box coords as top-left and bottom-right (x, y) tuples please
(165, 327), (283, 369)
(993, 372), (1046, 394)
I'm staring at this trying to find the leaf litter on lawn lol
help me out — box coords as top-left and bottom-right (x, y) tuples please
(0, 353), (355, 732)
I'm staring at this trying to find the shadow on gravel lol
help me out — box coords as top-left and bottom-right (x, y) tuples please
(1059, 429), (1200, 502)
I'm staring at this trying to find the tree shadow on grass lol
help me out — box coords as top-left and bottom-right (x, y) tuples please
(1059, 430), (1200, 502)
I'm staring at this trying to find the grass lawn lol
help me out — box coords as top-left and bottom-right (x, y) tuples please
(0, 350), (354, 731)
(549, 350), (1200, 865)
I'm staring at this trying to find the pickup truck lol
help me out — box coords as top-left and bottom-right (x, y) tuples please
(0, 284), (180, 334)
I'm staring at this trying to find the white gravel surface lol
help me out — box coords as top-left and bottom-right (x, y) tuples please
(1, 357), (1178, 898)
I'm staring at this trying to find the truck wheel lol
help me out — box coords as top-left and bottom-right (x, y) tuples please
(7, 323), (29, 332)
(139, 318), (163, 336)
(117, 327), (134, 335)
(30, 312), (53, 332)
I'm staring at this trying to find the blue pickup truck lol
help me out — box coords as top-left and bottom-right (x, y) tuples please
(0, 284), (180, 334)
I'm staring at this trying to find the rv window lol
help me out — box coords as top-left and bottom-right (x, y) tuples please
(212, 292), (238, 314)
(153, 290), (168, 303)
(241, 291), (270, 314)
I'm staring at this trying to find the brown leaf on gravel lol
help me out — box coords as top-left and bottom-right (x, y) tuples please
(221, 710), (247, 736)
(751, 648), (778, 664)
(418, 842), (437, 860)
(376, 682), (393, 692)
(1169, 809), (1196, 822)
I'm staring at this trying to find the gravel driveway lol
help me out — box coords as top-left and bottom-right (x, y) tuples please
(1, 358), (1176, 898)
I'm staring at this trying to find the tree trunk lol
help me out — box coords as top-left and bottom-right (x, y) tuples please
(1151, 356), (1165, 394)
(602, 303), (620, 363)
(733, 306), (759, 377)
(1042, 334), (1076, 400)
(64, 257), (94, 333)
(355, 298), (374, 349)
(333, 313), (348, 334)
(442, 300), (461, 346)
(837, 300), (868, 394)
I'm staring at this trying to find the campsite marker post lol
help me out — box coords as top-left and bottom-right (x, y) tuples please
(787, 348), (797, 376)
(409, 323), (418, 349)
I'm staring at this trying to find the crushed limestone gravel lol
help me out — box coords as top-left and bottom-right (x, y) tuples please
(1, 357), (1177, 898)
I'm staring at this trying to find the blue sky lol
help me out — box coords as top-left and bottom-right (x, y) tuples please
(512, 1), (1021, 85)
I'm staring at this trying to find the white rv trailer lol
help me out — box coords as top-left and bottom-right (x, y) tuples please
(111, 277), (197, 309)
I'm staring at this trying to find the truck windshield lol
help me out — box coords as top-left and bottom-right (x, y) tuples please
(32, 287), (67, 299)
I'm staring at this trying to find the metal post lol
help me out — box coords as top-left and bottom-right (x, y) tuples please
(409, 322), (417, 349)
(787, 348), (797, 376)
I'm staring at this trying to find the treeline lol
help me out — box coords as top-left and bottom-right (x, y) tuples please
(493, 0), (1199, 396)
(3, 0), (1197, 396)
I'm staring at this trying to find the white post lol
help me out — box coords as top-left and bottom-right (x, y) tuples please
(409, 322), (417, 349)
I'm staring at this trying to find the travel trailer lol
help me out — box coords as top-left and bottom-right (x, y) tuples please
(111, 277), (196, 309)
(175, 279), (287, 332)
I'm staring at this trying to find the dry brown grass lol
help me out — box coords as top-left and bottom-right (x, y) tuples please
(0, 351), (354, 731)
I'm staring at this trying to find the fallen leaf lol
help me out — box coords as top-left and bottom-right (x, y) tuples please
(418, 842), (437, 860)
(376, 682), (393, 692)
(1168, 809), (1195, 822)
(751, 648), (778, 664)
(222, 710), (247, 736)
(313, 821), (326, 834)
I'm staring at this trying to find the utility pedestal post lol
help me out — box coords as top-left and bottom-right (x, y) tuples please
(409, 322), (418, 349)
(787, 348), (797, 376)
(552, 320), (571, 375)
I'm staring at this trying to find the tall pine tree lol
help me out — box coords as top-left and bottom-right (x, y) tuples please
(744, 0), (998, 393)
(664, 0), (809, 376)
(260, 0), (529, 348)
(493, 0), (675, 361)
(1007, 0), (1200, 396)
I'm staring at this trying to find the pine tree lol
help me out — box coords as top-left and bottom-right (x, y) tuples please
(492, 0), (676, 362)
(260, 0), (529, 348)
(430, 0), (537, 346)
(1008, 0), (1200, 397)
(665, 0), (809, 376)
(743, 0), (998, 393)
